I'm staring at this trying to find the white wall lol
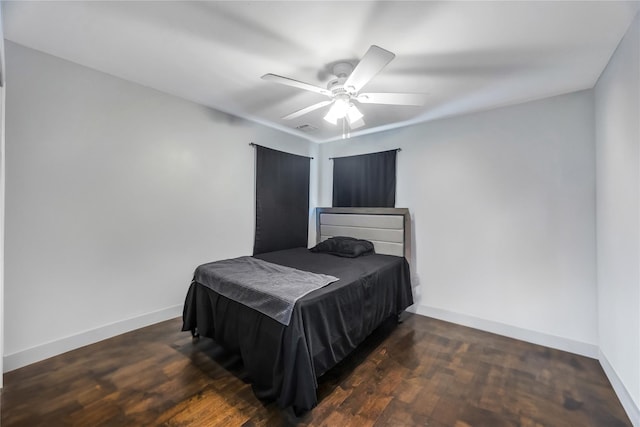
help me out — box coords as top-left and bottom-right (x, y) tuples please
(594, 12), (640, 424)
(0, 5), (6, 386)
(319, 90), (598, 356)
(3, 42), (314, 370)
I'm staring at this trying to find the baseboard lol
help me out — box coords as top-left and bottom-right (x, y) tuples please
(3, 304), (183, 373)
(599, 349), (640, 427)
(408, 304), (599, 359)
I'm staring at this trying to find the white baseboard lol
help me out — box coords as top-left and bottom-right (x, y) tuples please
(408, 304), (599, 359)
(3, 304), (183, 373)
(599, 349), (640, 427)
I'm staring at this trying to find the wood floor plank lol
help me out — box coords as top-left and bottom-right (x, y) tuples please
(1, 314), (632, 426)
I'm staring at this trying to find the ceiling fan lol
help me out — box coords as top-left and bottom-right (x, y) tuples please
(262, 45), (425, 132)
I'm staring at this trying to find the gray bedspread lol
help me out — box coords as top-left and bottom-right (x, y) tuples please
(193, 256), (338, 325)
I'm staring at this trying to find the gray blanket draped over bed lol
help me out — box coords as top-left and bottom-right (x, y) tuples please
(193, 256), (338, 326)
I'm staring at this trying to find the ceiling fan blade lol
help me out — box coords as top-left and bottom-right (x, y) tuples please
(262, 73), (331, 96)
(344, 45), (395, 92)
(282, 100), (333, 120)
(357, 92), (426, 106)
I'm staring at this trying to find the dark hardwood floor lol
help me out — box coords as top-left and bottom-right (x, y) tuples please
(1, 314), (631, 426)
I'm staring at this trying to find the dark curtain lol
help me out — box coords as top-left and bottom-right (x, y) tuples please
(254, 146), (310, 255)
(332, 149), (396, 207)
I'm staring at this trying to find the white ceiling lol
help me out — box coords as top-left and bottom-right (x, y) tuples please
(3, 1), (639, 143)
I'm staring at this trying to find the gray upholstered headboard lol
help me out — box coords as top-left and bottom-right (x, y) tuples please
(315, 207), (411, 260)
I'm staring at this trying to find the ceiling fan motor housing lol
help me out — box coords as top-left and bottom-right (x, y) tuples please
(328, 62), (357, 97)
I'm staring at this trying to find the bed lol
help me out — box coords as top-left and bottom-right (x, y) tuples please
(182, 207), (413, 414)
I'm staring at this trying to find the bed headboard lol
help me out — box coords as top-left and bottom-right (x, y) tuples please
(315, 207), (411, 259)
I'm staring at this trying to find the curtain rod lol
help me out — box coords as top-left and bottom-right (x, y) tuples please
(328, 148), (401, 160)
(249, 142), (314, 160)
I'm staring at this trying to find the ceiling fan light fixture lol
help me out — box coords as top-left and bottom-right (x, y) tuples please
(347, 104), (363, 123)
(323, 97), (349, 124)
(323, 107), (339, 125)
(333, 97), (350, 116)
(325, 99), (363, 126)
